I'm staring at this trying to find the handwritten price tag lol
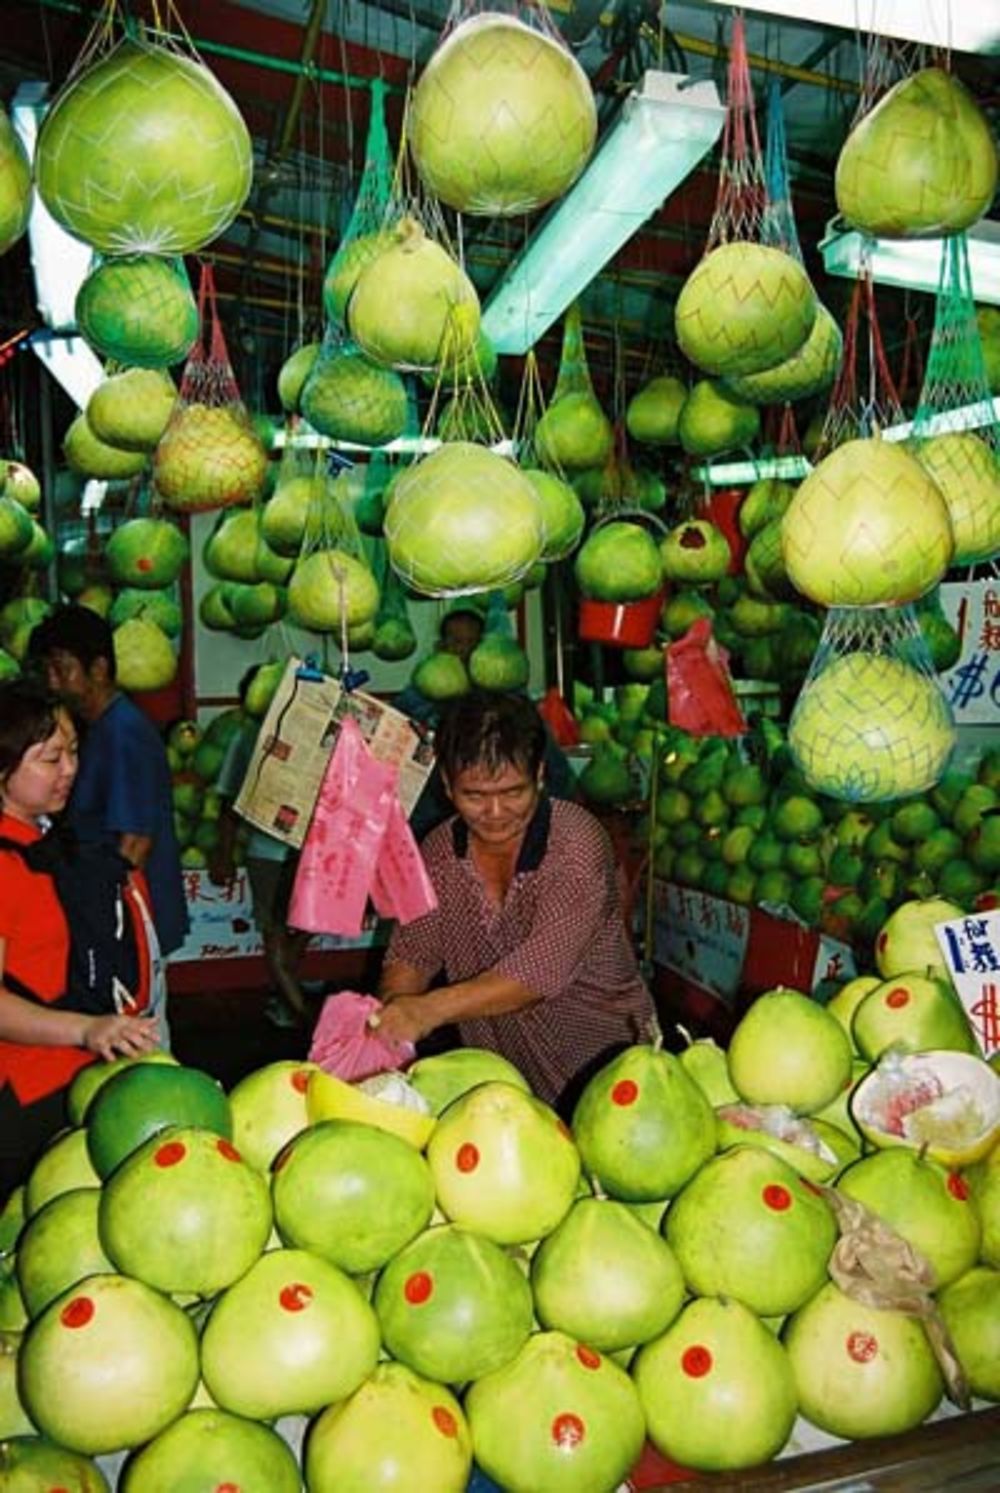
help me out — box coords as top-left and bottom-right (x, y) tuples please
(935, 910), (1000, 1058)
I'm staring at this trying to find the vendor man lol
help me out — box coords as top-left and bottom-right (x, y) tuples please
(374, 691), (657, 1111)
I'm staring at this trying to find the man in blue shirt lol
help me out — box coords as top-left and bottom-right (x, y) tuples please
(29, 605), (188, 958)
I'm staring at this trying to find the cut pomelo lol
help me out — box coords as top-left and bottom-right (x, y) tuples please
(306, 1068), (436, 1150)
(851, 1049), (1000, 1167)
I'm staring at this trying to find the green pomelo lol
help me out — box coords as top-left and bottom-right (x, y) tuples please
(468, 634), (530, 691)
(781, 438), (953, 607)
(36, 38), (252, 255)
(966, 1134), (1000, 1267)
(288, 549), (380, 631)
(108, 588), (182, 638)
(99, 1126), (272, 1296)
(407, 1047), (529, 1117)
(530, 1196), (685, 1351)
(75, 254), (198, 368)
(0, 1187), (24, 1256)
(198, 583), (237, 631)
(739, 478), (795, 540)
(86, 369), (176, 453)
(825, 975), (881, 1048)
(726, 302), (843, 405)
(324, 234), (397, 328)
(746, 519), (795, 600)
(276, 341), (321, 412)
(63, 414), (148, 482)
(523, 468), (585, 561)
(120, 1406), (301, 1493)
(677, 379), (761, 456)
(783, 1280), (943, 1439)
(660, 518), (731, 584)
(203, 507), (272, 583)
(85, 1063), (231, 1180)
(113, 617), (177, 693)
(914, 430), (1000, 567)
(0, 497), (33, 560)
(571, 1045), (716, 1202)
(728, 987), (853, 1114)
(634, 1295), (797, 1472)
(850, 1050), (1000, 1170)
(412, 650), (470, 701)
(199, 1247), (379, 1419)
(272, 1119), (434, 1274)
(2, 461), (40, 513)
(304, 1361), (472, 1493)
(427, 1082), (580, 1246)
(665, 1146), (837, 1316)
(374, 1222), (533, 1383)
(626, 374), (687, 445)
(301, 345), (409, 446)
(465, 1331), (645, 1493)
(348, 217), (479, 371)
(153, 403), (269, 512)
(938, 1266), (1000, 1402)
(0, 105), (31, 256)
(661, 587), (714, 638)
(15, 1187), (112, 1319)
(227, 1058), (319, 1173)
(535, 391), (614, 472)
(835, 67), (998, 238)
(18, 1273), (199, 1455)
(0, 1332), (33, 1440)
(373, 616), (417, 661)
(260, 473), (342, 556)
(25, 1127), (99, 1217)
(675, 241), (816, 378)
(678, 1036), (740, 1106)
(574, 520), (663, 602)
(0, 1436), (110, 1490)
(836, 1148), (981, 1289)
(385, 443), (543, 595)
(788, 652), (956, 804)
(851, 972), (978, 1060)
(106, 516), (187, 589)
(408, 13), (596, 216)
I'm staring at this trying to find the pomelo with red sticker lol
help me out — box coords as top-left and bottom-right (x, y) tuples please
(227, 1058), (321, 1174)
(634, 1296), (797, 1472)
(85, 1062), (231, 1180)
(465, 1329), (645, 1493)
(783, 1280), (944, 1439)
(852, 972), (979, 1062)
(0, 1435), (111, 1492)
(665, 1146), (837, 1316)
(98, 1124), (272, 1298)
(531, 1196), (685, 1352)
(571, 1044), (716, 1203)
(874, 896), (963, 979)
(199, 1247), (379, 1420)
(119, 1406), (300, 1493)
(427, 1082), (580, 1246)
(374, 1222), (533, 1384)
(17, 1272), (199, 1455)
(305, 1361), (472, 1493)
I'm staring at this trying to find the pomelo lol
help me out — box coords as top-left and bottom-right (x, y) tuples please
(675, 242), (816, 378)
(348, 217), (480, 371)
(106, 516), (188, 589)
(407, 1047), (530, 1116)
(851, 1049), (1000, 1168)
(937, 1266), (1000, 1402)
(837, 1148), (981, 1289)
(0, 1332), (33, 1440)
(227, 1058), (319, 1173)
(15, 1187), (112, 1319)
(851, 972), (978, 1061)
(87, 369), (177, 453)
(715, 1104), (860, 1182)
(24, 1128), (99, 1217)
(727, 987), (853, 1114)
(626, 374), (687, 446)
(0, 1436), (110, 1490)
(574, 521), (663, 603)
(288, 549), (380, 632)
(154, 403), (269, 512)
(276, 341), (321, 412)
(874, 896), (963, 977)
(85, 1063), (231, 1180)
(305, 1067), (435, 1149)
(965, 1140), (1000, 1267)
(75, 254), (199, 368)
(120, 1406), (301, 1493)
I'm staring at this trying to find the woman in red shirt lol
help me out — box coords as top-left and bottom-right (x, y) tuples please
(0, 680), (160, 1198)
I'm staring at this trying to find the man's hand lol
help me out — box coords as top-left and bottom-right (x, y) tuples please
(368, 995), (436, 1048)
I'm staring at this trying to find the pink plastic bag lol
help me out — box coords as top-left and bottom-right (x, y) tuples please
(666, 618), (747, 737)
(308, 990), (414, 1079)
(370, 796), (437, 924)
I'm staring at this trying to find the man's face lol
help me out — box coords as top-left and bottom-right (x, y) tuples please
(445, 759), (541, 852)
(43, 649), (104, 720)
(441, 614), (483, 664)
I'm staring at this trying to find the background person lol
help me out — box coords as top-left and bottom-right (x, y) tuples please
(0, 680), (161, 1197)
(29, 605), (188, 960)
(374, 691), (657, 1112)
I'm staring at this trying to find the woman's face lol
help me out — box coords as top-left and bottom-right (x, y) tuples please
(446, 759), (541, 852)
(1, 710), (79, 823)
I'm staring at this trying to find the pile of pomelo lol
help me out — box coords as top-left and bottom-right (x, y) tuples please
(1, 944), (997, 1490)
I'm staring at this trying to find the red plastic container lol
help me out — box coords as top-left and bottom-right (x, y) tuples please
(578, 590), (665, 648)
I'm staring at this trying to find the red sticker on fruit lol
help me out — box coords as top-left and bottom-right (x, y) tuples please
(154, 1140), (187, 1168)
(681, 1345), (713, 1378)
(551, 1412), (585, 1448)
(611, 1079), (638, 1107)
(279, 1283), (313, 1312)
(405, 1271), (434, 1305)
(885, 987), (910, 1009)
(762, 1184), (791, 1211)
(846, 1331), (877, 1363)
(215, 1484), (240, 1493)
(576, 1345), (601, 1370)
(432, 1405), (458, 1438)
(947, 1173), (970, 1201)
(60, 1296), (95, 1329)
(456, 1142), (480, 1173)
(216, 1139), (241, 1163)
(292, 1069), (310, 1093)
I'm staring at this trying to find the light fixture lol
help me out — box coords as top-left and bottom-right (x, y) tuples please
(12, 82), (94, 332)
(29, 332), (105, 411)
(820, 218), (1000, 306)
(691, 454), (814, 485)
(481, 71), (726, 355)
(696, 0), (1000, 54)
(883, 396), (1000, 444)
(271, 427), (516, 459)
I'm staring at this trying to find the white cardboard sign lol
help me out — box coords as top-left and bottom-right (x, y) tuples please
(934, 909), (1000, 1058)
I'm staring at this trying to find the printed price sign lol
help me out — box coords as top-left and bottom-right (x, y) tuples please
(935, 909), (1000, 1058)
(939, 582), (1000, 725)
(652, 881), (750, 1006)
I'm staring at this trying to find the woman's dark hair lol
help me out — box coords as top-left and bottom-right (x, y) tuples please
(435, 691), (546, 783)
(0, 679), (68, 780)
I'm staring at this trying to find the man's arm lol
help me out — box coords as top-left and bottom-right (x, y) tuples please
(374, 964), (541, 1046)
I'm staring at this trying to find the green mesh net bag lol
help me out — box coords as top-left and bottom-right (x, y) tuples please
(909, 233), (1000, 568)
(300, 324), (409, 449)
(533, 303), (613, 474)
(371, 540), (417, 661)
(76, 253), (199, 369)
(321, 79), (396, 331)
(286, 453), (380, 642)
(261, 425), (347, 559)
(787, 605), (956, 804)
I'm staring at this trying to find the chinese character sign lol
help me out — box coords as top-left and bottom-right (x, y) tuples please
(939, 583), (1000, 726)
(935, 909), (1000, 1057)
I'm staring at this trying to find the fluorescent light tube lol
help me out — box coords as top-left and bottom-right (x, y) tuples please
(883, 395), (1000, 443)
(821, 219), (1000, 306)
(12, 82), (94, 332)
(696, 0), (1000, 54)
(271, 427), (515, 458)
(481, 72), (726, 355)
(691, 454), (814, 485)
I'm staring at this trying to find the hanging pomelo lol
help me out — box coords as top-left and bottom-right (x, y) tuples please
(0, 494), (34, 560)
(86, 369), (177, 452)
(36, 37), (253, 255)
(788, 652), (956, 803)
(468, 634), (530, 691)
(0, 103), (32, 256)
(203, 508), (277, 585)
(154, 404), (269, 512)
(112, 617), (177, 693)
(3, 460), (41, 512)
(534, 391), (613, 472)
(384, 443), (544, 596)
(836, 68), (998, 239)
(260, 473), (343, 556)
(408, 13), (597, 216)
(725, 302), (843, 405)
(626, 374), (688, 446)
(523, 468), (584, 561)
(781, 438), (954, 607)
(75, 254), (199, 368)
(322, 231), (395, 326)
(677, 379), (760, 456)
(227, 581), (285, 629)
(276, 341), (321, 413)
(348, 217), (480, 371)
(913, 431), (1000, 567)
(574, 521), (663, 603)
(63, 413), (148, 481)
(106, 516), (188, 589)
(412, 651), (470, 701)
(675, 242), (817, 378)
(287, 549), (380, 633)
(300, 345), (409, 447)
(109, 588), (182, 637)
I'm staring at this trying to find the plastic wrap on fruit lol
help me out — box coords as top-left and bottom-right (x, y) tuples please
(359, 1069), (432, 1116)
(861, 1050), (944, 1136)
